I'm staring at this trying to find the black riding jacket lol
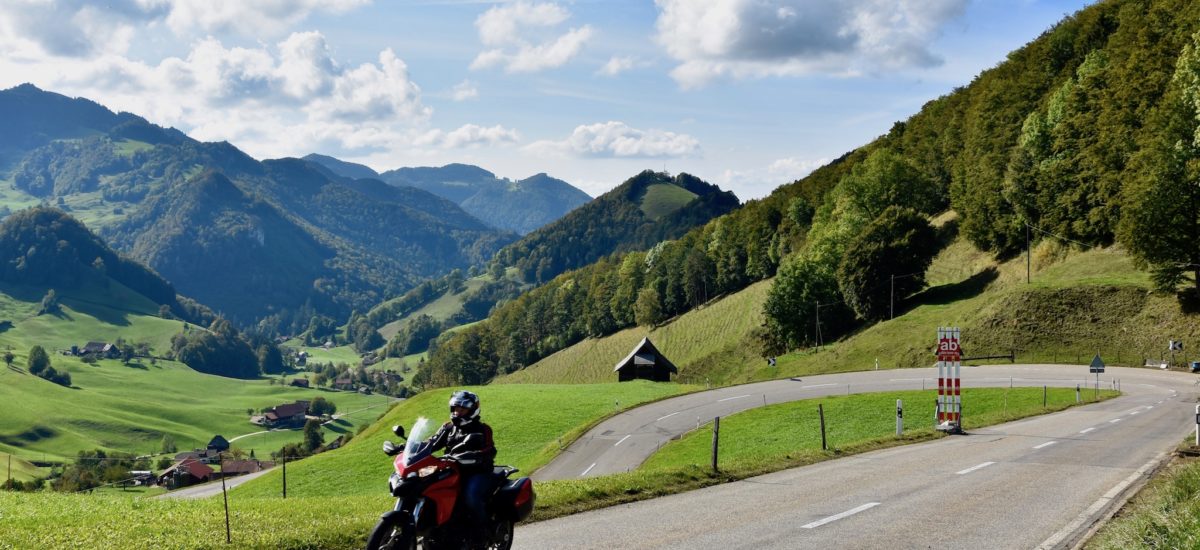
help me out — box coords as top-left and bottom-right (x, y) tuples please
(427, 418), (496, 474)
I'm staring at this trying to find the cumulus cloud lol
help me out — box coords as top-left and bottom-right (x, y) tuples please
(597, 56), (640, 77)
(451, 80), (479, 101)
(718, 155), (830, 199)
(0, 1), (368, 57)
(470, 1), (592, 73)
(654, 0), (967, 88)
(527, 122), (700, 158)
(416, 124), (521, 149)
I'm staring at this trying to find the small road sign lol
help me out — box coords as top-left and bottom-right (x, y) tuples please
(1169, 340), (1184, 352)
(1089, 354), (1105, 374)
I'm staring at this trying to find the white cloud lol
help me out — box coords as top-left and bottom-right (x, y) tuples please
(597, 56), (639, 77)
(451, 80), (479, 101)
(470, 1), (592, 73)
(0, 1), (370, 58)
(717, 155), (830, 199)
(654, 0), (967, 88)
(527, 121), (700, 158)
(417, 124), (521, 149)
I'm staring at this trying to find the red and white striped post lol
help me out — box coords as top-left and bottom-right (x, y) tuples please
(935, 327), (962, 433)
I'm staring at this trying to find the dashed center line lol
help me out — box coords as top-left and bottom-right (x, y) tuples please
(656, 411), (680, 422)
(801, 502), (881, 529)
(581, 463), (597, 476)
(614, 435), (631, 447)
(1109, 419), (1122, 424)
(1033, 441), (1057, 449)
(718, 394), (752, 402)
(1079, 427), (1095, 434)
(956, 462), (995, 475)
(802, 384), (838, 389)
(1130, 411), (1140, 415)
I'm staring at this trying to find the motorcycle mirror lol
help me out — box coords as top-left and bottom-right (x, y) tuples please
(392, 425), (406, 440)
(382, 441), (397, 455)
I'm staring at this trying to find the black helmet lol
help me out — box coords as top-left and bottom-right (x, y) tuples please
(449, 390), (480, 426)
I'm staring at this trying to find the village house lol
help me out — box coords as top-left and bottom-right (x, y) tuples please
(74, 341), (118, 359)
(333, 375), (355, 391)
(216, 459), (270, 479)
(289, 378), (310, 388)
(157, 458), (213, 489)
(207, 435), (230, 453)
(257, 400), (310, 428)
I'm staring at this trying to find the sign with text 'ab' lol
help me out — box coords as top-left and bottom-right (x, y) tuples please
(936, 327), (961, 431)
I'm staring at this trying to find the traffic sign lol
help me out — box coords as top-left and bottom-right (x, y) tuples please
(1089, 354), (1105, 373)
(1170, 340), (1184, 352)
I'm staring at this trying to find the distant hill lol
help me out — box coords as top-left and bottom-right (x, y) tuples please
(0, 84), (517, 327)
(313, 160), (592, 235)
(490, 170), (740, 284)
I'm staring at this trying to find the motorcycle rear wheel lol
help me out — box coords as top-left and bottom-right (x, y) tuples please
(488, 520), (514, 550)
(365, 516), (415, 550)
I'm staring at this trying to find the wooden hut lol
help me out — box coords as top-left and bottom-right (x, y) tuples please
(613, 337), (677, 382)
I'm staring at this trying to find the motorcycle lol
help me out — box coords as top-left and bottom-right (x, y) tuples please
(365, 417), (535, 550)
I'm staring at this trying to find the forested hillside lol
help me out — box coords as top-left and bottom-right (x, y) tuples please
(0, 85), (516, 328)
(416, 0), (1200, 387)
(490, 170), (740, 284)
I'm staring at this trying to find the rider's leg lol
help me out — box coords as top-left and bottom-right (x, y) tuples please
(462, 473), (492, 545)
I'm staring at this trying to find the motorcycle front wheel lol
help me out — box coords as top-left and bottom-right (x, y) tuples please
(365, 515), (416, 550)
(488, 520), (514, 550)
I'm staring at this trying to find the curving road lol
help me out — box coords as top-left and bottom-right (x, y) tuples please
(519, 365), (1199, 549)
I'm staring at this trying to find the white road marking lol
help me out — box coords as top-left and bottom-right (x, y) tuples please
(1130, 411), (1140, 415)
(718, 394), (752, 402)
(1037, 453), (1166, 549)
(956, 462), (995, 475)
(581, 463), (597, 476)
(802, 502), (881, 529)
(1033, 441), (1057, 449)
(888, 378), (925, 382)
(656, 411), (680, 421)
(1079, 427), (1095, 434)
(1109, 419), (1122, 424)
(802, 384), (838, 389)
(614, 435), (631, 447)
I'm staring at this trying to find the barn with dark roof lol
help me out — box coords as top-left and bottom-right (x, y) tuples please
(613, 337), (677, 382)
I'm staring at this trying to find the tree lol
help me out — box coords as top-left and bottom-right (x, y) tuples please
(308, 396), (337, 417)
(1119, 30), (1200, 294)
(38, 289), (59, 315)
(160, 434), (177, 454)
(634, 287), (663, 327)
(302, 419), (324, 453)
(257, 344), (285, 374)
(3, 352), (12, 368)
(761, 257), (848, 351)
(836, 207), (940, 321)
(27, 345), (50, 376)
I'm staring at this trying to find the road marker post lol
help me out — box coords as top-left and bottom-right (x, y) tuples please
(935, 327), (963, 433)
(711, 416), (720, 473)
(896, 399), (903, 436)
(1194, 405), (1199, 447)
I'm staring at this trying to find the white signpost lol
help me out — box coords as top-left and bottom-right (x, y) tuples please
(935, 327), (962, 433)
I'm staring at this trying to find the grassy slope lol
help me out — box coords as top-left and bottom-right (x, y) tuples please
(639, 183), (698, 220)
(1087, 451), (1200, 549)
(377, 276), (488, 342)
(0, 283), (383, 464)
(500, 235), (1189, 387)
(233, 380), (693, 498)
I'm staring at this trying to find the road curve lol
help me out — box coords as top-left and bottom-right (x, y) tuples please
(517, 365), (1198, 549)
(534, 364), (1189, 480)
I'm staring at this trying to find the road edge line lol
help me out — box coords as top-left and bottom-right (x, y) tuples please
(1035, 451), (1169, 550)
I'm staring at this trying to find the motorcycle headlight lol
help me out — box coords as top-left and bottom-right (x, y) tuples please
(418, 465), (438, 477)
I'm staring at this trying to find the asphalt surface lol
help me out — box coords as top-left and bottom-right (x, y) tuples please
(518, 365), (1198, 549)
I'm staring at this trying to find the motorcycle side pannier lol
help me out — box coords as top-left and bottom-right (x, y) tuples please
(495, 477), (536, 522)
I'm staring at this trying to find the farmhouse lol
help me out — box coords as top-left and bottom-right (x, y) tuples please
(260, 400), (310, 428)
(333, 375), (354, 391)
(207, 435), (230, 453)
(76, 341), (118, 359)
(157, 458), (213, 489)
(289, 378), (310, 388)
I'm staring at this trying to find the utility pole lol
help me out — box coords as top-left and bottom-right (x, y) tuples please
(1026, 223), (1031, 284)
(890, 274), (895, 319)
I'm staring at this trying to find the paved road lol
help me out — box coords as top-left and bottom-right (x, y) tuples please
(518, 365), (1197, 549)
(534, 364), (1169, 480)
(156, 467), (274, 500)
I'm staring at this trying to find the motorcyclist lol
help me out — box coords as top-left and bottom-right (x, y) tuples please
(425, 390), (497, 547)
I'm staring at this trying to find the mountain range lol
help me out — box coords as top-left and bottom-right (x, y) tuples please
(304, 154), (591, 235)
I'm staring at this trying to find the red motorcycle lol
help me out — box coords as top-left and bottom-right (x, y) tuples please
(366, 418), (535, 550)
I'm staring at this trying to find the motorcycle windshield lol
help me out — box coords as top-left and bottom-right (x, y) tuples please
(402, 416), (434, 467)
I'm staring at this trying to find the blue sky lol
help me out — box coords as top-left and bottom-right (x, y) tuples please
(0, 0), (1094, 199)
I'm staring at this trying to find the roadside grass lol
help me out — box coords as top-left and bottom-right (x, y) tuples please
(232, 381), (695, 498)
(1087, 449), (1200, 549)
(642, 387), (1115, 472)
(639, 183), (698, 220)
